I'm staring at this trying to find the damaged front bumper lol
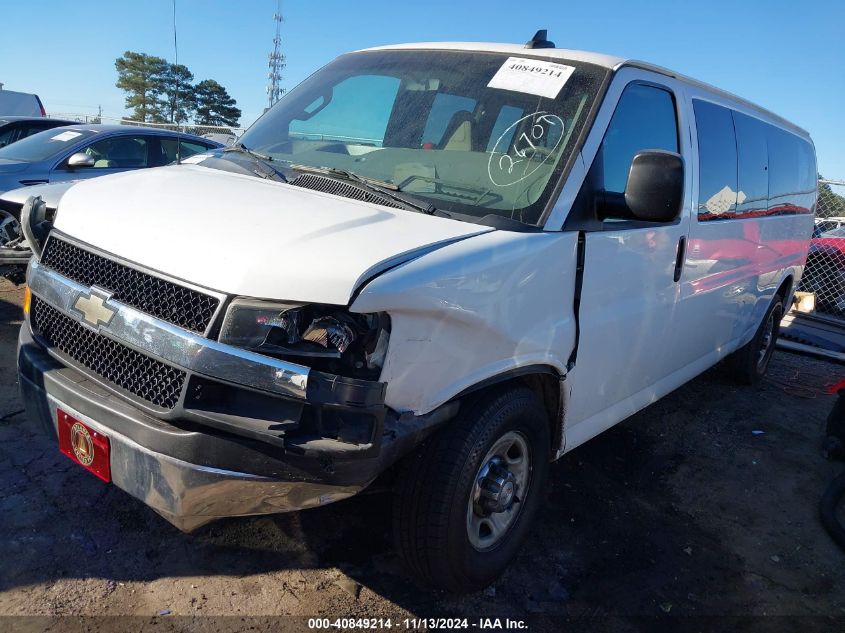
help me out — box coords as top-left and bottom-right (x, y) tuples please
(19, 324), (454, 531)
(19, 260), (455, 531)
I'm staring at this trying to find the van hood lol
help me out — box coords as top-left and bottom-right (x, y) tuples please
(52, 165), (492, 305)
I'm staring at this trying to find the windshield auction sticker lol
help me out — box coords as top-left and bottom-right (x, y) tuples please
(487, 57), (575, 98)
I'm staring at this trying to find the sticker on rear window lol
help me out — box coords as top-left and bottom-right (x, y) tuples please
(487, 57), (575, 99)
(50, 130), (82, 142)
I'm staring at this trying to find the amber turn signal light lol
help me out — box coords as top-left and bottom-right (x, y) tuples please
(23, 286), (31, 315)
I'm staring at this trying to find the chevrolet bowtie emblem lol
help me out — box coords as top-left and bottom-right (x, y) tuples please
(73, 289), (116, 327)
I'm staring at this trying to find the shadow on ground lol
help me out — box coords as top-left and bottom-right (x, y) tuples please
(0, 294), (23, 325)
(1, 399), (741, 617)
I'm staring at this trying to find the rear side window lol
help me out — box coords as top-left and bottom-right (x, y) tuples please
(159, 138), (213, 164)
(693, 100), (738, 220)
(598, 83), (678, 194)
(770, 129), (814, 215)
(693, 101), (814, 221)
(767, 127), (800, 214)
(20, 123), (58, 141)
(0, 126), (18, 148)
(732, 112), (769, 218)
(795, 138), (817, 214)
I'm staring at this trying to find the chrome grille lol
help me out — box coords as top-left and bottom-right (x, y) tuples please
(31, 297), (186, 409)
(40, 237), (219, 333)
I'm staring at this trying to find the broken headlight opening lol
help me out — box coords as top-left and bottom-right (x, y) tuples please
(218, 298), (390, 380)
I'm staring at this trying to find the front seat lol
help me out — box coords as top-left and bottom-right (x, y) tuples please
(439, 110), (474, 151)
(106, 138), (146, 168)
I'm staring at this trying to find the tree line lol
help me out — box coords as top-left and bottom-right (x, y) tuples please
(115, 51), (242, 127)
(819, 176), (845, 217)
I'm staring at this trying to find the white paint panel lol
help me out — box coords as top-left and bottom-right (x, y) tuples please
(53, 165), (491, 304)
(362, 42), (626, 70)
(0, 90), (42, 117)
(564, 68), (694, 431)
(352, 230), (578, 415)
(566, 223), (688, 427)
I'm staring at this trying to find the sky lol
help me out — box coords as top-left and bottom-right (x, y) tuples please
(1, 0), (843, 177)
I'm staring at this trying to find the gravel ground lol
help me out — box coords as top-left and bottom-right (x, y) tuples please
(0, 276), (843, 632)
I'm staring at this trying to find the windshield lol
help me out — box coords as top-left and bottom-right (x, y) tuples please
(237, 50), (608, 225)
(0, 127), (99, 162)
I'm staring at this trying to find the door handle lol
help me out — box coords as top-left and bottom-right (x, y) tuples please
(673, 236), (686, 283)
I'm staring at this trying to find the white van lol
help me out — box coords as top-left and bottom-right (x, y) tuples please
(0, 87), (46, 117)
(17, 34), (816, 592)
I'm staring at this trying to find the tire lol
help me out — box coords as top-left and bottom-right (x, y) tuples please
(393, 386), (550, 593)
(725, 294), (784, 385)
(0, 210), (20, 246)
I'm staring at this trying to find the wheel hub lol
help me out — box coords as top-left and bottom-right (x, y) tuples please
(757, 311), (775, 369)
(466, 430), (531, 551)
(475, 457), (519, 515)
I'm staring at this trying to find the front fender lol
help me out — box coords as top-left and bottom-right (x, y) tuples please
(351, 229), (579, 415)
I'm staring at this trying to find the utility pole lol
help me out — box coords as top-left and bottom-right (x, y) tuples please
(266, 0), (285, 110)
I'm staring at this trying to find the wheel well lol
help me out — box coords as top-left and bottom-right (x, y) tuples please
(776, 275), (793, 303)
(519, 373), (563, 457)
(457, 368), (563, 458)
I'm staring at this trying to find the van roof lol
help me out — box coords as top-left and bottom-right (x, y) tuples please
(361, 42), (809, 138)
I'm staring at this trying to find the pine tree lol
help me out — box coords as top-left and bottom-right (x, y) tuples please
(114, 51), (169, 122)
(194, 80), (242, 127)
(162, 63), (196, 124)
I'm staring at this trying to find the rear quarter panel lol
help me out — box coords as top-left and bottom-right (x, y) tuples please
(684, 213), (813, 350)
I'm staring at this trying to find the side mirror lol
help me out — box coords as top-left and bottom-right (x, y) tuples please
(623, 150), (684, 222)
(67, 152), (95, 168)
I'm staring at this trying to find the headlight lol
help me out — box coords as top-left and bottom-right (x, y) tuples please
(219, 298), (390, 378)
(219, 299), (303, 349)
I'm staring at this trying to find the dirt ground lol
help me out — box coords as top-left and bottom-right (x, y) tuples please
(1, 276), (843, 632)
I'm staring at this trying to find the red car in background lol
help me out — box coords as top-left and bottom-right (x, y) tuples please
(803, 224), (845, 313)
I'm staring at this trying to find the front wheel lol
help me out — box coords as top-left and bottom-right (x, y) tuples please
(393, 387), (550, 593)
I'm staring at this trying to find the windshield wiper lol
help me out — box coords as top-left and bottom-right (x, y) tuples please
(288, 164), (436, 215)
(223, 143), (287, 182)
(224, 142), (273, 162)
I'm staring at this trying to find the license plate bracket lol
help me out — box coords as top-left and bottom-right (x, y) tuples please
(57, 408), (111, 482)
